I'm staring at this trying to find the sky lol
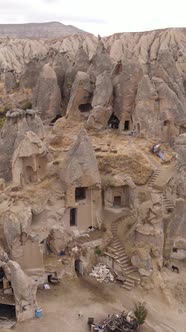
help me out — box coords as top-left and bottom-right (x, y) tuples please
(0, 0), (185, 36)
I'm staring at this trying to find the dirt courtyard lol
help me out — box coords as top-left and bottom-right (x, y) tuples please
(8, 275), (185, 332)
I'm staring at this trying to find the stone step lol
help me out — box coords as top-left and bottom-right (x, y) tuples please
(124, 279), (135, 286)
(112, 245), (123, 250)
(120, 263), (130, 269)
(116, 248), (126, 254)
(117, 255), (128, 261)
(112, 239), (121, 244)
(118, 258), (129, 264)
(148, 170), (160, 187)
(118, 257), (128, 263)
(117, 252), (128, 259)
(104, 251), (118, 260)
(112, 241), (122, 245)
(116, 259), (130, 266)
(123, 266), (136, 273)
(127, 275), (141, 283)
(122, 284), (133, 290)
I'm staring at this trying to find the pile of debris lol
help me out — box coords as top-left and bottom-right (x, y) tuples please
(89, 312), (138, 332)
(89, 264), (114, 283)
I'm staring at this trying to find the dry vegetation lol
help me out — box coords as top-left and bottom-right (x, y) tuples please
(98, 152), (153, 185)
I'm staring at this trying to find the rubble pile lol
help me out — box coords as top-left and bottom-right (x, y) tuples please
(89, 264), (114, 283)
(99, 312), (138, 332)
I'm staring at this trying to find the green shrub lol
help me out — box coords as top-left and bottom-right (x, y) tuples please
(134, 302), (148, 330)
(0, 116), (5, 128)
(95, 246), (102, 255)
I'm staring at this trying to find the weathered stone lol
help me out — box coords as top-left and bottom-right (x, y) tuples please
(59, 129), (101, 188)
(47, 226), (72, 254)
(66, 71), (93, 120)
(0, 109), (45, 181)
(87, 106), (112, 130)
(92, 72), (113, 108)
(12, 131), (48, 186)
(4, 70), (17, 93)
(32, 63), (61, 122)
(7, 260), (38, 321)
(3, 205), (32, 256)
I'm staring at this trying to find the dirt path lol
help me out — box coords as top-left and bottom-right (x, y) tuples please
(12, 276), (186, 332)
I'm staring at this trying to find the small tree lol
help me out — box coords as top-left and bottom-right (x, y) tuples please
(95, 246), (102, 255)
(134, 302), (148, 331)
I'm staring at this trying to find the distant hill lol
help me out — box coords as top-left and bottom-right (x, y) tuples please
(0, 21), (90, 38)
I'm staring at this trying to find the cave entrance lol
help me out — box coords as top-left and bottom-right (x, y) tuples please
(75, 187), (86, 201)
(0, 303), (16, 327)
(108, 113), (120, 129)
(75, 259), (83, 276)
(0, 269), (4, 289)
(179, 126), (186, 134)
(50, 114), (62, 125)
(124, 120), (130, 131)
(113, 196), (121, 208)
(78, 103), (92, 112)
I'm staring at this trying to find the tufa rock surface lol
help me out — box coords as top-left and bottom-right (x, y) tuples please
(32, 63), (61, 122)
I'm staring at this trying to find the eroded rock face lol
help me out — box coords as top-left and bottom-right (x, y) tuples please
(7, 260), (38, 321)
(0, 109), (45, 181)
(12, 131), (48, 186)
(47, 226), (72, 254)
(87, 106), (112, 130)
(2, 205), (32, 257)
(59, 129), (101, 188)
(4, 70), (17, 93)
(166, 134), (186, 259)
(66, 71), (93, 120)
(32, 63), (61, 122)
(92, 72), (113, 108)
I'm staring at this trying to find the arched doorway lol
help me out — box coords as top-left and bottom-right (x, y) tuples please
(108, 113), (120, 129)
(75, 259), (83, 276)
(25, 165), (37, 183)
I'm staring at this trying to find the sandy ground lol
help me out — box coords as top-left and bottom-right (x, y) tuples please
(10, 275), (186, 332)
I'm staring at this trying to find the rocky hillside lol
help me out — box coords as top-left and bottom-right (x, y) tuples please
(0, 21), (89, 39)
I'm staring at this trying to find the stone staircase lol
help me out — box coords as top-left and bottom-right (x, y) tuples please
(105, 219), (141, 290)
(162, 193), (175, 212)
(148, 168), (175, 213)
(148, 169), (160, 188)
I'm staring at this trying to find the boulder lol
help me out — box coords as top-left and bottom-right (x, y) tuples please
(3, 205), (32, 258)
(47, 226), (72, 254)
(0, 247), (9, 263)
(7, 260), (38, 321)
(32, 63), (61, 122)
(131, 248), (153, 275)
(87, 106), (112, 130)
